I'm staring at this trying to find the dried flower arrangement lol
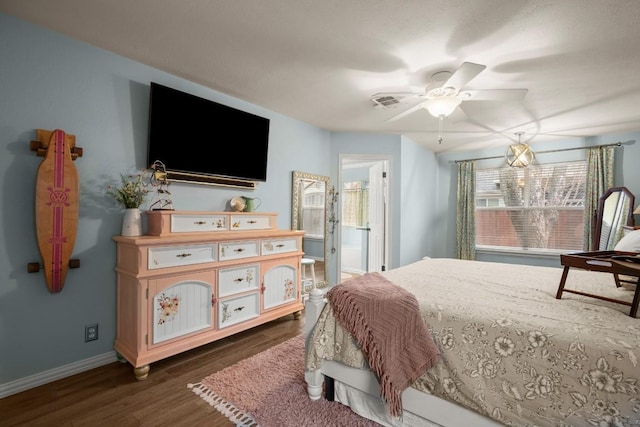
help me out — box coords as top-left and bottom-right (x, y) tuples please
(106, 170), (150, 209)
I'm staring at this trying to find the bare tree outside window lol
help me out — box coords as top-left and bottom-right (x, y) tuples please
(476, 162), (586, 252)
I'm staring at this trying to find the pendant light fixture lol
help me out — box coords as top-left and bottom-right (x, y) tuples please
(506, 132), (535, 168)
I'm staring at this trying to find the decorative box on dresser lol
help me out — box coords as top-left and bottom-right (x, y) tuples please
(113, 210), (305, 380)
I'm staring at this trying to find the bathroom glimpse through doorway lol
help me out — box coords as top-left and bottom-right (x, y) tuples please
(338, 154), (390, 282)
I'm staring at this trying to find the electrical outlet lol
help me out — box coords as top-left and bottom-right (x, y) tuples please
(85, 324), (98, 342)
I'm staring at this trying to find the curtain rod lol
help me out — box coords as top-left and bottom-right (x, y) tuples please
(451, 140), (635, 164)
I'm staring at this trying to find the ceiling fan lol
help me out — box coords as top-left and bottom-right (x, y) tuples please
(371, 62), (528, 143)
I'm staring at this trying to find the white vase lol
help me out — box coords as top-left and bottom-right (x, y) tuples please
(121, 208), (142, 236)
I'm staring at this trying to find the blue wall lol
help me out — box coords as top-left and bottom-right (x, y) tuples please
(399, 136), (438, 266)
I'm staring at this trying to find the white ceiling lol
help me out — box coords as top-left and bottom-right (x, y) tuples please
(3, 0), (640, 153)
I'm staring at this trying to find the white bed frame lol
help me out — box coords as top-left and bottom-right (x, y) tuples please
(304, 288), (501, 427)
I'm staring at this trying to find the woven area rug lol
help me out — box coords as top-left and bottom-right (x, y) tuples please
(188, 334), (380, 426)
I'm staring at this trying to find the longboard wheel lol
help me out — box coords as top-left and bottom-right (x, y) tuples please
(27, 262), (41, 273)
(29, 140), (43, 151)
(69, 259), (80, 269)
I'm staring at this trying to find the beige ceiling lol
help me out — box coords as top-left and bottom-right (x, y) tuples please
(3, 0), (640, 153)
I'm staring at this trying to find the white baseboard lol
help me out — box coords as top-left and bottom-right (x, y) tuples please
(0, 351), (119, 399)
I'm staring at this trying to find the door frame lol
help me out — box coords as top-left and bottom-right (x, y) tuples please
(337, 154), (391, 279)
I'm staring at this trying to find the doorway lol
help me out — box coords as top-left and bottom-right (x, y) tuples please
(338, 154), (390, 282)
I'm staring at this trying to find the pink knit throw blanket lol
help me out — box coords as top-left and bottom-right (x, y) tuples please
(326, 272), (440, 418)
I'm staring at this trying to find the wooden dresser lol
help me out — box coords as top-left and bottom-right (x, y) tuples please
(113, 210), (305, 379)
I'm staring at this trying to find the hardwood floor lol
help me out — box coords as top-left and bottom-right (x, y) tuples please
(1, 315), (304, 426)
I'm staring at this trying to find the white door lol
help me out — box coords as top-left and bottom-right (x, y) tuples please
(367, 161), (385, 272)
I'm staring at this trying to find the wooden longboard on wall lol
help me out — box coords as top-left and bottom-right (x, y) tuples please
(28, 129), (82, 293)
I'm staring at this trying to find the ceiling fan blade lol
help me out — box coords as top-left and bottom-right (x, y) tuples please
(464, 88), (528, 101)
(447, 105), (468, 124)
(371, 92), (424, 99)
(386, 102), (426, 122)
(444, 62), (486, 90)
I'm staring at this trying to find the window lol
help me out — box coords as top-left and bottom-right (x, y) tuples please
(475, 161), (586, 253)
(342, 181), (369, 227)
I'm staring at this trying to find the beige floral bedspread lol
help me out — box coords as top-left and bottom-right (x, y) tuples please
(306, 258), (640, 426)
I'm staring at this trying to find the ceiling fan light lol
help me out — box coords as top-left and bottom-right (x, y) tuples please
(425, 96), (461, 117)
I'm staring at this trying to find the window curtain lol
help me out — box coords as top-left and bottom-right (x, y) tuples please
(583, 146), (615, 251)
(342, 181), (368, 227)
(456, 161), (476, 260)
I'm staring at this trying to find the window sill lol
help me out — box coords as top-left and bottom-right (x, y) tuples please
(476, 246), (570, 259)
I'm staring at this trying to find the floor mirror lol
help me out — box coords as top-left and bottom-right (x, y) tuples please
(593, 186), (635, 250)
(291, 171), (330, 291)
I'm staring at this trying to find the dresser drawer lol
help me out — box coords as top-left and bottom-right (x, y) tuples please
(230, 215), (272, 230)
(218, 292), (259, 329)
(261, 237), (299, 255)
(171, 214), (228, 233)
(148, 243), (217, 270)
(219, 240), (260, 261)
(218, 264), (260, 297)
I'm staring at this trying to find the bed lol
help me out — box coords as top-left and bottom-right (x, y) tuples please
(304, 258), (640, 427)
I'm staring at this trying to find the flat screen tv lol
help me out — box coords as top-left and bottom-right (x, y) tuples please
(147, 82), (270, 187)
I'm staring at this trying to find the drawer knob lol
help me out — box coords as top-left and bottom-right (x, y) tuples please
(233, 277), (245, 283)
(234, 248), (245, 253)
(211, 295), (217, 306)
(234, 306), (245, 312)
(194, 221), (206, 225)
(276, 244), (285, 248)
(176, 253), (192, 258)
(247, 220), (257, 224)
